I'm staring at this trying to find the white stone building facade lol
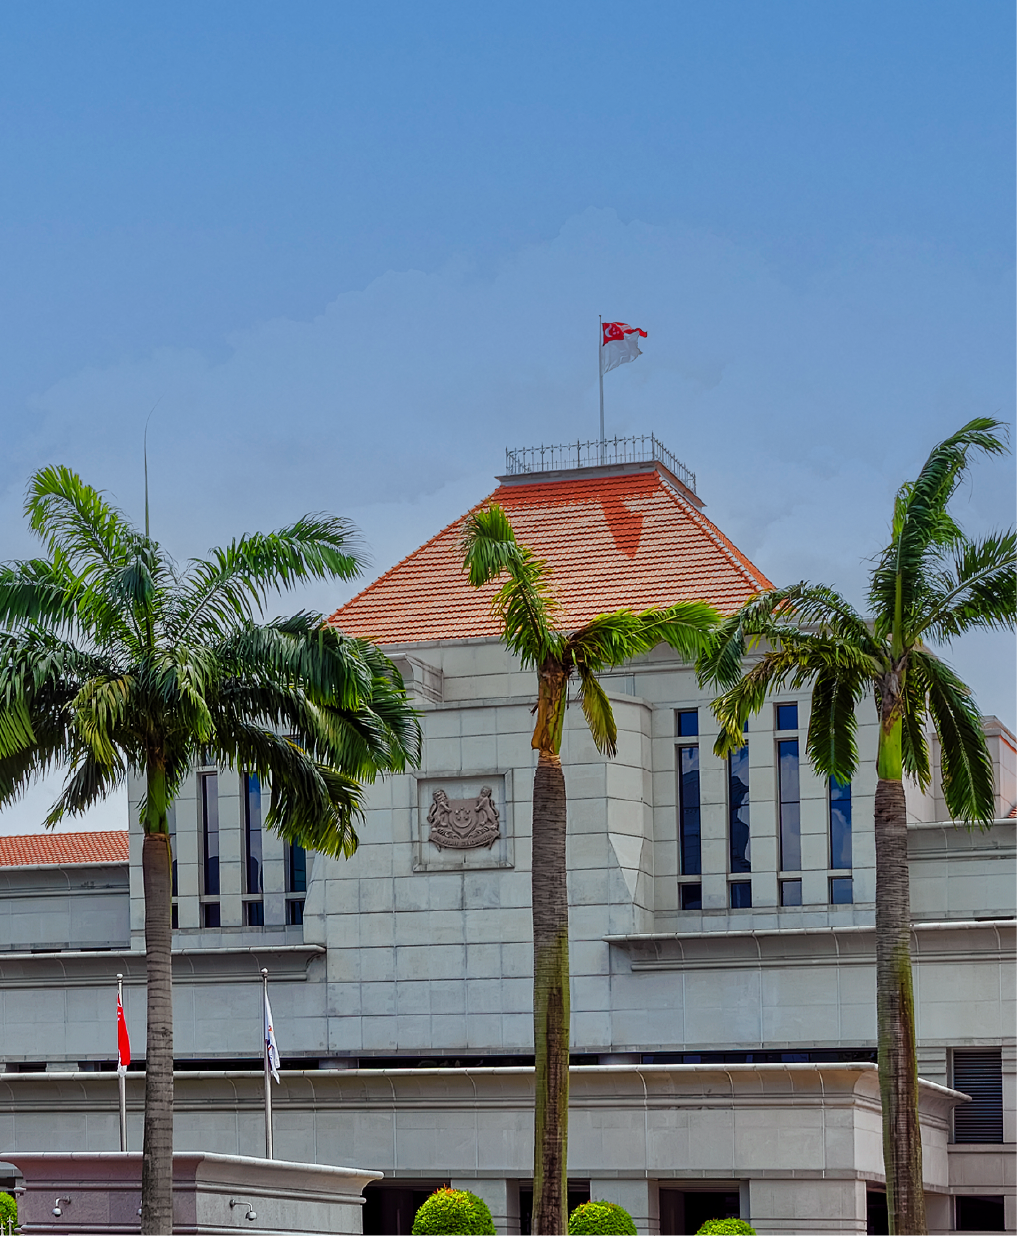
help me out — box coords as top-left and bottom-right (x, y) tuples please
(0, 445), (1013, 1234)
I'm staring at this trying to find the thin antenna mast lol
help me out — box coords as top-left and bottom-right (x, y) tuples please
(143, 399), (162, 539)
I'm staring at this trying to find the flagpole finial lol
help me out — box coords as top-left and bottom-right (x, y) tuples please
(261, 968), (269, 978)
(117, 973), (123, 980)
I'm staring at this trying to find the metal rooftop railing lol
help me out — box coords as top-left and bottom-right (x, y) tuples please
(504, 434), (697, 496)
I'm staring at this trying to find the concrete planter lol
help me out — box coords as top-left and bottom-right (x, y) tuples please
(2, 1151), (381, 1235)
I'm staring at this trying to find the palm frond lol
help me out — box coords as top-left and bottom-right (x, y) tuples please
(805, 665), (865, 783)
(576, 667), (618, 757)
(909, 648), (995, 826)
(572, 600), (720, 671)
(869, 418), (1010, 634)
(697, 583), (876, 689)
(43, 749), (127, 827)
(918, 530), (1017, 644)
(461, 505), (563, 664)
(460, 504), (523, 586)
(899, 657), (931, 790)
(214, 723), (364, 858)
(25, 465), (143, 575)
(173, 516), (364, 641)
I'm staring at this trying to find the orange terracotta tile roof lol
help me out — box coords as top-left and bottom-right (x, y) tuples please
(0, 831), (129, 867)
(329, 466), (774, 644)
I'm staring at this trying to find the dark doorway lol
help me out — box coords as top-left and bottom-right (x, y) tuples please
(659, 1189), (741, 1235)
(866, 1189), (888, 1235)
(519, 1183), (591, 1234)
(362, 1182), (448, 1235)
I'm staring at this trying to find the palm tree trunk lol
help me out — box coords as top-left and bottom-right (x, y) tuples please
(141, 828), (174, 1233)
(531, 750), (569, 1236)
(874, 776), (926, 1235)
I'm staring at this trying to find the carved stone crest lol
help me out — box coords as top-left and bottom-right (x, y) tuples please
(427, 786), (501, 850)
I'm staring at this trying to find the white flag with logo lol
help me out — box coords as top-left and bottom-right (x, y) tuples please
(600, 321), (647, 374)
(264, 989), (281, 1083)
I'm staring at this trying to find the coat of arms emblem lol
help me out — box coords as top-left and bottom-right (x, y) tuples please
(427, 786), (501, 850)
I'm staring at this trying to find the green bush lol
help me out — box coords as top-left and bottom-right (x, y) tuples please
(0, 1191), (16, 1228)
(568, 1200), (637, 1234)
(411, 1188), (496, 1235)
(696, 1220), (756, 1235)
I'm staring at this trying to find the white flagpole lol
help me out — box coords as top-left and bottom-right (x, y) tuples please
(117, 973), (127, 1152)
(598, 315), (605, 442)
(598, 315), (605, 463)
(262, 967), (274, 1159)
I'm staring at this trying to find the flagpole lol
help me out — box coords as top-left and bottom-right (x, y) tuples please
(261, 968), (274, 1160)
(117, 974), (127, 1152)
(598, 314), (605, 442)
(598, 315), (605, 463)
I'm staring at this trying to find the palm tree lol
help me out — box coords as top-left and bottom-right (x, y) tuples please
(697, 419), (1015, 1235)
(0, 466), (421, 1233)
(462, 504), (719, 1235)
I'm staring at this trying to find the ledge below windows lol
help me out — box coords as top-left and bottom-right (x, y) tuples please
(0, 943), (325, 987)
(604, 919), (1016, 971)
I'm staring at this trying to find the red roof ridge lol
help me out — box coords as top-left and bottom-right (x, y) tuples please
(0, 830), (129, 868)
(327, 491), (495, 630)
(655, 475), (774, 593)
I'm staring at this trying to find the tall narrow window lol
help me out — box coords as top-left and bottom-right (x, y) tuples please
(678, 746), (701, 876)
(775, 702), (798, 731)
(243, 773), (263, 895)
(200, 773), (219, 896)
(288, 842), (307, 893)
(830, 777), (852, 869)
(778, 739), (800, 871)
(167, 801), (178, 899)
(728, 745), (750, 873)
(287, 840), (307, 926)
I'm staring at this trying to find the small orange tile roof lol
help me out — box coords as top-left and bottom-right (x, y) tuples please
(0, 831), (129, 867)
(329, 466), (774, 644)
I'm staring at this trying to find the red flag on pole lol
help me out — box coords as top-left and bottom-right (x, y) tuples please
(117, 992), (131, 1075)
(600, 321), (647, 374)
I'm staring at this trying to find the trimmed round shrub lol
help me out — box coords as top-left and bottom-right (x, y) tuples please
(411, 1187), (496, 1235)
(696, 1220), (756, 1235)
(568, 1200), (637, 1234)
(0, 1191), (16, 1228)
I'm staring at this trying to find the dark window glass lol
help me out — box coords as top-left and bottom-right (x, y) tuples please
(778, 739), (801, 871)
(680, 883), (702, 910)
(781, 879), (802, 906)
(167, 801), (178, 898)
(830, 776), (852, 869)
(728, 745), (750, 872)
(676, 709), (699, 737)
(200, 773), (219, 896)
(245, 901), (265, 927)
(729, 881), (752, 909)
(287, 898), (305, 926)
(955, 1196), (1005, 1231)
(678, 746), (701, 876)
(202, 901), (220, 928)
(953, 1050), (1003, 1143)
(243, 773), (263, 895)
(776, 702), (798, 731)
(830, 876), (853, 904)
(289, 842), (307, 893)
(171, 904), (179, 930)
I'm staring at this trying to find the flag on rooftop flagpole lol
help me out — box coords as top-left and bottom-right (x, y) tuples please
(600, 321), (647, 374)
(117, 991), (131, 1076)
(264, 988), (281, 1083)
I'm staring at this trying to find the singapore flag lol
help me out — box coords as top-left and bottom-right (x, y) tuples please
(600, 321), (647, 375)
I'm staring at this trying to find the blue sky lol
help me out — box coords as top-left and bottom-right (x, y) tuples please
(0, 1), (1013, 831)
